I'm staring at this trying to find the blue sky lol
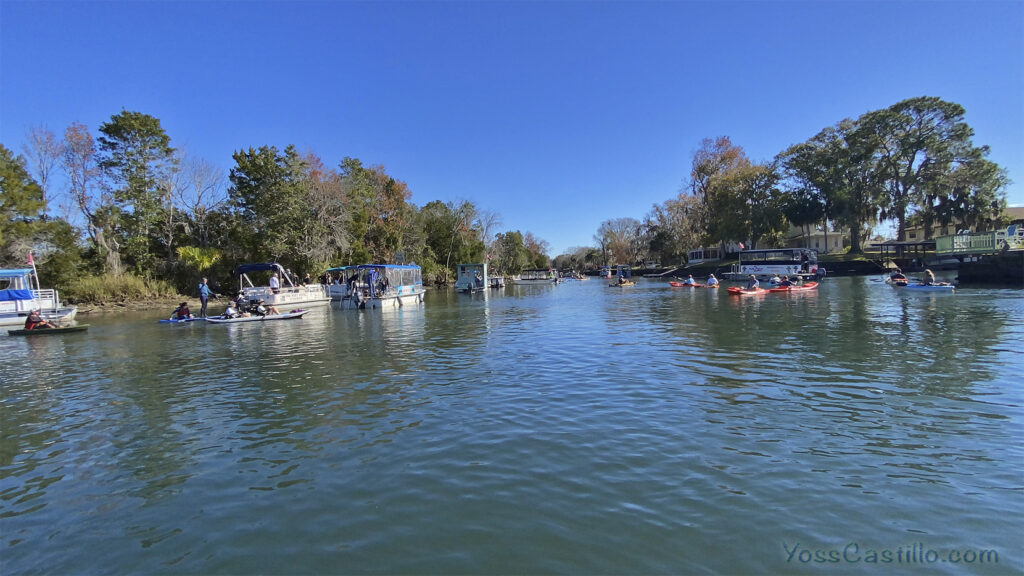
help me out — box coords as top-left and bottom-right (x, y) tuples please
(2, 1), (1021, 256)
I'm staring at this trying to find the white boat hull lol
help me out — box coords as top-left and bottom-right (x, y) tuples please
(0, 306), (77, 327)
(341, 289), (425, 309)
(239, 285), (331, 309)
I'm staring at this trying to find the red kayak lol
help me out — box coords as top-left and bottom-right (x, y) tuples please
(727, 287), (766, 296)
(767, 281), (819, 293)
(669, 281), (705, 288)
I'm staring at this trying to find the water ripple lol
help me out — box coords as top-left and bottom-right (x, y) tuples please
(1, 279), (1021, 574)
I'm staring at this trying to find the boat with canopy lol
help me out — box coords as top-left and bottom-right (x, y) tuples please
(0, 268), (78, 327)
(332, 264), (425, 309)
(233, 263), (331, 310)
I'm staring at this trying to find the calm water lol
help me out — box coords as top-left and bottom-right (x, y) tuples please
(1, 277), (1021, 575)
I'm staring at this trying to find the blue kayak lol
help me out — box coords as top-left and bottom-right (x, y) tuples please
(158, 316), (223, 324)
(902, 283), (955, 292)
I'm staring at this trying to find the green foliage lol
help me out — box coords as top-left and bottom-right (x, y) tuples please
(230, 145), (306, 261)
(176, 245), (221, 271)
(63, 273), (180, 304)
(96, 110), (177, 274)
(339, 158), (416, 264)
(33, 220), (86, 288)
(857, 96), (984, 240)
(492, 230), (530, 274)
(0, 143), (45, 253)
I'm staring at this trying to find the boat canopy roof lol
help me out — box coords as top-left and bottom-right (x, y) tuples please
(738, 248), (815, 254)
(355, 264), (421, 270)
(233, 262), (286, 275)
(0, 269), (34, 279)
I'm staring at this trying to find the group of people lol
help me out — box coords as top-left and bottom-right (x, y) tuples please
(172, 292), (280, 321)
(680, 274), (720, 286)
(889, 267), (941, 285)
(223, 293), (280, 318)
(768, 274), (803, 288)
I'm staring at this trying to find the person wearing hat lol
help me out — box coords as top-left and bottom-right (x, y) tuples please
(255, 299), (280, 316)
(746, 274), (760, 290)
(171, 302), (193, 320)
(24, 308), (53, 330)
(706, 273), (719, 287)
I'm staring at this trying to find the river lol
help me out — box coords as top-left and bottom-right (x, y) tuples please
(1, 277), (1021, 574)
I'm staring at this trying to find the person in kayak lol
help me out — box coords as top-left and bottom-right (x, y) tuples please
(255, 299), (280, 316)
(24, 309), (53, 330)
(923, 269), (937, 285)
(223, 301), (251, 319)
(746, 275), (760, 289)
(171, 302), (193, 320)
(706, 274), (719, 287)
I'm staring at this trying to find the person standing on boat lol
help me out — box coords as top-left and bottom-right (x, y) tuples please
(269, 272), (281, 294)
(24, 308), (53, 330)
(197, 277), (212, 318)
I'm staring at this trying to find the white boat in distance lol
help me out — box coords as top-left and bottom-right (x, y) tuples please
(0, 268), (77, 327)
(512, 268), (560, 285)
(330, 264), (425, 309)
(721, 248), (821, 281)
(234, 263), (331, 309)
(454, 263), (488, 293)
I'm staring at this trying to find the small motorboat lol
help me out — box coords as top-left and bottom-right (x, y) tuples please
(767, 281), (819, 293)
(8, 324), (90, 336)
(204, 309), (309, 324)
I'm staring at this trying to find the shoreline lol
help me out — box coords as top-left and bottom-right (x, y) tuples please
(74, 297), (214, 315)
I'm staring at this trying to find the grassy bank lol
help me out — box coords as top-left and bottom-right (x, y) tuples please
(63, 274), (191, 313)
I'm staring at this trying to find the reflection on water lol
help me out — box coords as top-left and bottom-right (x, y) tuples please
(1, 278), (1022, 574)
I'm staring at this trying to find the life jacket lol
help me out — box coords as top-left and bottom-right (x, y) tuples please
(175, 307), (190, 318)
(24, 315), (43, 330)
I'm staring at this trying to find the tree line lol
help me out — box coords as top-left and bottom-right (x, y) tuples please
(557, 96), (1009, 270)
(1, 110), (553, 294)
(1, 96), (1010, 294)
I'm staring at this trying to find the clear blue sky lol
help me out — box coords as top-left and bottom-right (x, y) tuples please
(2, 1), (1021, 256)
